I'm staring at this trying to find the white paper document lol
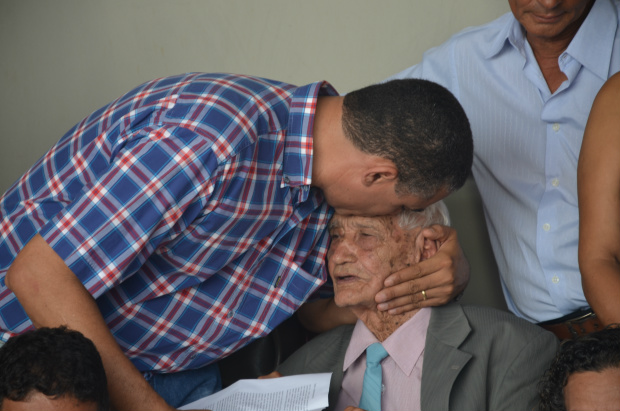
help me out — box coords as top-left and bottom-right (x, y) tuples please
(179, 372), (332, 411)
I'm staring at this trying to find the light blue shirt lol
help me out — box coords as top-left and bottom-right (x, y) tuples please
(389, 0), (620, 322)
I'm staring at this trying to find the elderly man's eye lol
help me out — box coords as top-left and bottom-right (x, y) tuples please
(329, 231), (341, 240)
(403, 206), (425, 213)
(359, 232), (378, 242)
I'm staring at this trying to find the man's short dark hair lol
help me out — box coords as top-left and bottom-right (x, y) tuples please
(342, 79), (473, 198)
(0, 326), (109, 411)
(539, 326), (620, 411)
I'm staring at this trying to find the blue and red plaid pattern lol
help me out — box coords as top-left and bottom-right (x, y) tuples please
(0, 73), (338, 372)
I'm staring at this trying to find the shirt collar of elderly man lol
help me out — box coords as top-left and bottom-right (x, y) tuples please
(326, 202), (450, 341)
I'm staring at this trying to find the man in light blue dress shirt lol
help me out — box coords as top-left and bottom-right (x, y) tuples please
(389, 0), (620, 329)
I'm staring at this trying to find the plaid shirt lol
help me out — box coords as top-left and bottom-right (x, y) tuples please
(0, 73), (337, 372)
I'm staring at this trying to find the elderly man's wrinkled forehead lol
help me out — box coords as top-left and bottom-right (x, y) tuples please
(328, 213), (412, 240)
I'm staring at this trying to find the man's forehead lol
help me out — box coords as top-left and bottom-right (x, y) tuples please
(329, 214), (395, 230)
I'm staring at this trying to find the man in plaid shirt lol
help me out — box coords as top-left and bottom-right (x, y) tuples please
(0, 73), (472, 410)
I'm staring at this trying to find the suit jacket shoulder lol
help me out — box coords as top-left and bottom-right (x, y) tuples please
(422, 304), (559, 411)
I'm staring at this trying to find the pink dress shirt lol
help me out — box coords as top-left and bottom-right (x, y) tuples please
(334, 308), (431, 411)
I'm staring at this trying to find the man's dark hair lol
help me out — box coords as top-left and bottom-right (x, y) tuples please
(0, 326), (109, 411)
(342, 79), (473, 198)
(539, 326), (620, 411)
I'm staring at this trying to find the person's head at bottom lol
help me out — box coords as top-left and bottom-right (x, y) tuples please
(0, 326), (109, 411)
(539, 326), (620, 411)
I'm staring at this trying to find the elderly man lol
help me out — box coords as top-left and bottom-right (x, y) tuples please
(381, 0), (620, 336)
(273, 202), (558, 411)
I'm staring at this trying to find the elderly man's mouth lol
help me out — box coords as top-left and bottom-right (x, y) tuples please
(335, 275), (358, 282)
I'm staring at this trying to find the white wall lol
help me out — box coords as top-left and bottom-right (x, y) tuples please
(0, 0), (510, 309)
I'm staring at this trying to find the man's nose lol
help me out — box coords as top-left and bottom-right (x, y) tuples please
(329, 241), (357, 265)
(537, 0), (562, 10)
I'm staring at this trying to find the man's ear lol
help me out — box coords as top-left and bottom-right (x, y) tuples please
(421, 236), (439, 261)
(414, 230), (439, 262)
(363, 164), (398, 187)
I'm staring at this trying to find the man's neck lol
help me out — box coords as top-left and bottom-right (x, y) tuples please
(310, 96), (344, 190)
(527, 35), (571, 93)
(525, 0), (594, 93)
(353, 307), (419, 342)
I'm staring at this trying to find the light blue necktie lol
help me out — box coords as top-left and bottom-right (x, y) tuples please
(359, 342), (389, 411)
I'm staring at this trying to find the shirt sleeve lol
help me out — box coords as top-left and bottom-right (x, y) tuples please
(40, 127), (217, 298)
(299, 205), (333, 300)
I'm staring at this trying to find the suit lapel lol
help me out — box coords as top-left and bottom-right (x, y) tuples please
(420, 304), (472, 411)
(324, 326), (353, 408)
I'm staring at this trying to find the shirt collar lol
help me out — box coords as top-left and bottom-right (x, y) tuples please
(565, 0), (617, 81)
(282, 80), (339, 195)
(485, 12), (521, 59)
(343, 308), (431, 377)
(486, 0), (618, 82)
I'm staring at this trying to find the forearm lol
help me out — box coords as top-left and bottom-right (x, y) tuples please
(577, 72), (620, 327)
(6, 235), (172, 411)
(580, 258), (620, 326)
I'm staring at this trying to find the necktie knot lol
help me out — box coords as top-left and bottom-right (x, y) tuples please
(366, 342), (388, 366)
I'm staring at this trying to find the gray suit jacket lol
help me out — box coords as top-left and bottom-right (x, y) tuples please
(278, 304), (559, 411)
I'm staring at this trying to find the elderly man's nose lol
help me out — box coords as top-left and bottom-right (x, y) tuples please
(330, 241), (356, 264)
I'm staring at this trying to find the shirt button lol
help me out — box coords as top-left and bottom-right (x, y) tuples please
(381, 384), (385, 393)
(551, 178), (559, 187)
(552, 123), (560, 132)
(543, 223), (551, 231)
(283, 176), (290, 184)
(552, 275), (560, 284)
(227, 311), (233, 317)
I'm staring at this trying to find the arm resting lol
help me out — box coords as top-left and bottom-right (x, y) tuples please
(6, 234), (174, 411)
(578, 73), (620, 326)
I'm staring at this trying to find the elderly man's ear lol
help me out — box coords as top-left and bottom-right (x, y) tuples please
(415, 230), (439, 262)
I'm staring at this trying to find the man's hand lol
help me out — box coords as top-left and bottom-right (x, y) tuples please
(375, 225), (469, 314)
(258, 371), (283, 379)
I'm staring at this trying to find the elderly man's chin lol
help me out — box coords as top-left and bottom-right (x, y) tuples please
(333, 285), (379, 311)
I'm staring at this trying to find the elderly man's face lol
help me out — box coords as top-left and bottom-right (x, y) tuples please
(508, 0), (594, 43)
(327, 214), (419, 310)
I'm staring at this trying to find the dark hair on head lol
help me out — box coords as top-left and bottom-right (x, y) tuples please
(538, 325), (620, 411)
(342, 78), (473, 199)
(0, 326), (109, 411)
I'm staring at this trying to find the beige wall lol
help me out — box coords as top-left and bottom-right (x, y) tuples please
(0, 0), (509, 309)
